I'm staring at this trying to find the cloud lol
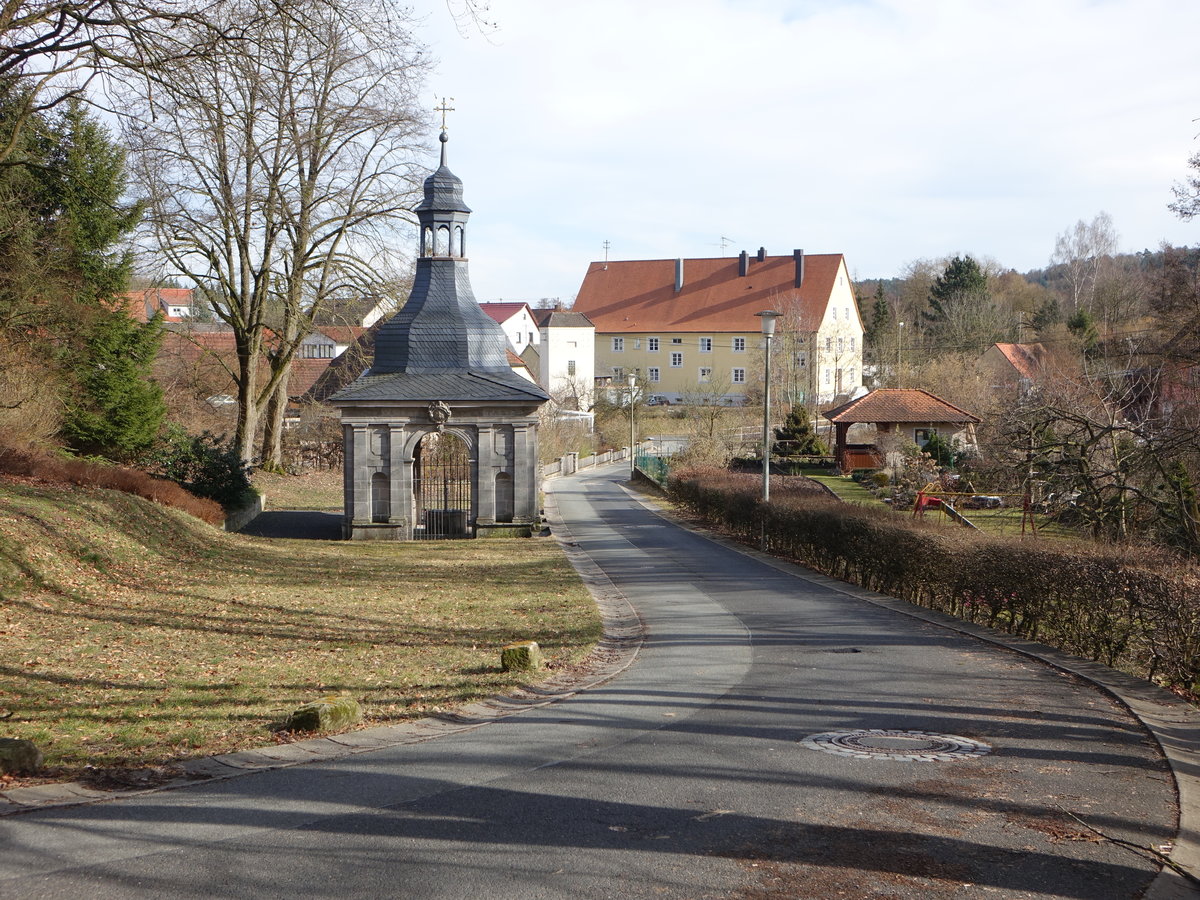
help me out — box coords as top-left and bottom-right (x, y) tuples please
(422, 0), (1200, 299)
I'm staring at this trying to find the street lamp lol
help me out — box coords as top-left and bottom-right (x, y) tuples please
(627, 372), (637, 478)
(756, 310), (782, 504)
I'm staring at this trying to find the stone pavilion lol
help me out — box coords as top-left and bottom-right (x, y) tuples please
(329, 130), (549, 539)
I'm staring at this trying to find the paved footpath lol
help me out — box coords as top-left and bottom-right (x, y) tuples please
(0, 465), (1194, 898)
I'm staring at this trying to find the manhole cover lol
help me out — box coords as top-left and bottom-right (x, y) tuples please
(800, 729), (992, 761)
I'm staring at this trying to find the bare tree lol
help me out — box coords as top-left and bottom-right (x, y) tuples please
(124, 0), (428, 464)
(1050, 212), (1119, 315)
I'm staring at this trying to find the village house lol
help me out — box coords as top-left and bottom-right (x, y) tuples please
(480, 302), (540, 355)
(572, 249), (863, 406)
(822, 388), (981, 472)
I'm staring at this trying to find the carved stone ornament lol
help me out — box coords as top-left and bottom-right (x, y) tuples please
(428, 400), (452, 430)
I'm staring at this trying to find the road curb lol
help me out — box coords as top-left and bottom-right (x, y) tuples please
(0, 484), (645, 816)
(618, 482), (1200, 898)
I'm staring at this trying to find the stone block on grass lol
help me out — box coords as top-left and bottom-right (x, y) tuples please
(280, 695), (362, 733)
(0, 738), (43, 775)
(501, 640), (544, 672)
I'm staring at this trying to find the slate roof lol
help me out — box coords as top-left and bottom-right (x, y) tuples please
(823, 389), (981, 424)
(572, 253), (846, 333)
(532, 309), (594, 328)
(331, 371), (544, 403)
(332, 130), (548, 407)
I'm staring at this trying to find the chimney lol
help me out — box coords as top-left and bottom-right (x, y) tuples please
(675, 258), (684, 293)
(793, 249), (805, 288)
(738, 250), (750, 277)
(756, 247), (766, 262)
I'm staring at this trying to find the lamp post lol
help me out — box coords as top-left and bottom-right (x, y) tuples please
(756, 310), (782, 504)
(627, 372), (637, 478)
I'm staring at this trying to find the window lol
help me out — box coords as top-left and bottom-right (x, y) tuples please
(648, 367), (660, 383)
(671, 337), (682, 344)
(796, 351), (807, 368)
(633, 338), (641, 349)
(824, 368), (832, 385)
(848, 367), (856, 384)
(528, 332), (534, 345)
(301, 342), (335, 359)
(612, 337), (624, 352)
(733, 337), (746, 352)
(832, 308), (838, 321)
(699, 337), (713, 353)
(647, 337), (660, 352)
(515, 332), (522, 345)
(732, 368), (746, 384)
(670, 352), (683, 368)
(850, 336), (856, 352)
(612, 367), (624, 379)
(915, 428), (937, 448)
(567, 360), (576, 376)
(837, 337), (844, 354)
(699, 367), (712, 382)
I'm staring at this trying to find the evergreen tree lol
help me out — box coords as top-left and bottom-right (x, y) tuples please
(37, 100), (141, 305)
(0, 94), (153, 458)
(922, 255), (1007, 351)
(62, 309), (166, 460)
(1067, 307), (1098, 352)
(866, 282), (890, 346)
(774, 406), (828, 456)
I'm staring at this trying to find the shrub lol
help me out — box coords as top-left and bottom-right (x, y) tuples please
(142, 425), (253, 510)
(0, 444), (223, 525)
(667, 467), (1200, 694)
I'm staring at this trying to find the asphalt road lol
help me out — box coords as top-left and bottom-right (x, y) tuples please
(0, 465), (1178, 898)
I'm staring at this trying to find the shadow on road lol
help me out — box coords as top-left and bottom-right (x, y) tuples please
(238, 510), (342, 540)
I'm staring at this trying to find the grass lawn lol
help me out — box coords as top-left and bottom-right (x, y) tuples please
(0, 476), (601, 783)
(798, 470), (884, 506)
(253, 468), (343, 511)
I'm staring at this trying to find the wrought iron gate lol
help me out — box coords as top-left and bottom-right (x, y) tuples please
(414, 432), (472, 539)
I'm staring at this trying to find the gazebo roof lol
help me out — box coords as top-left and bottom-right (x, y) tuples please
(331, 130), (547, 407)
(823, 389), (980, 425)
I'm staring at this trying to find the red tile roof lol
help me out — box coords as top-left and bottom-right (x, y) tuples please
(480, 302), (531, 323)
(572, 253), (846, 333)
(992, 342), (1049, 381)
(122, 288), (195, 323)
(823, 389), (980, 424)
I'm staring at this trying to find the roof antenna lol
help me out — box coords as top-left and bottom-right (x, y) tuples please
(714, 236), (736, 256)
(602, 239), (610, 269)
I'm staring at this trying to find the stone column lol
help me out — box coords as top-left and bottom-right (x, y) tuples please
(350, 425), (372, 530)
(476, 423), (496, 525)
(513, 421), (537, 522)
(388, 424), (411, 538)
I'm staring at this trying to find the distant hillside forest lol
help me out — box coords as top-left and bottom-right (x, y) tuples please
(853, 238), (1200, 392)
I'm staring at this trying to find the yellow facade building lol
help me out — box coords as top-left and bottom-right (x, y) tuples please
(573, 249), (863, 406)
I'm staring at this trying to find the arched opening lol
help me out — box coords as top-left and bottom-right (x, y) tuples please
(422, 226), (433, 257)
(495, 471), (514, 523)
(454, 225), (465, 258)
(436, 225), (451, 257)
(413, 431), (472, 539)
(371, 472), (390, 522)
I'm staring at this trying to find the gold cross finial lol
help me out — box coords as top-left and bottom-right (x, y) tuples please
(435, 97), (455, 131)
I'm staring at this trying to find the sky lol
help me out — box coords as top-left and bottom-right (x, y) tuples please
(418, 0), (1200, 304)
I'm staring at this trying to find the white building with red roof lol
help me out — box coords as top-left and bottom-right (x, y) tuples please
(572, 248), (862, 405)
(480, 301), (540, 355)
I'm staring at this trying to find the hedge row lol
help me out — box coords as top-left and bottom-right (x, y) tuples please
(668, 467), (1200, 694)
(0, 445), (224, 526)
